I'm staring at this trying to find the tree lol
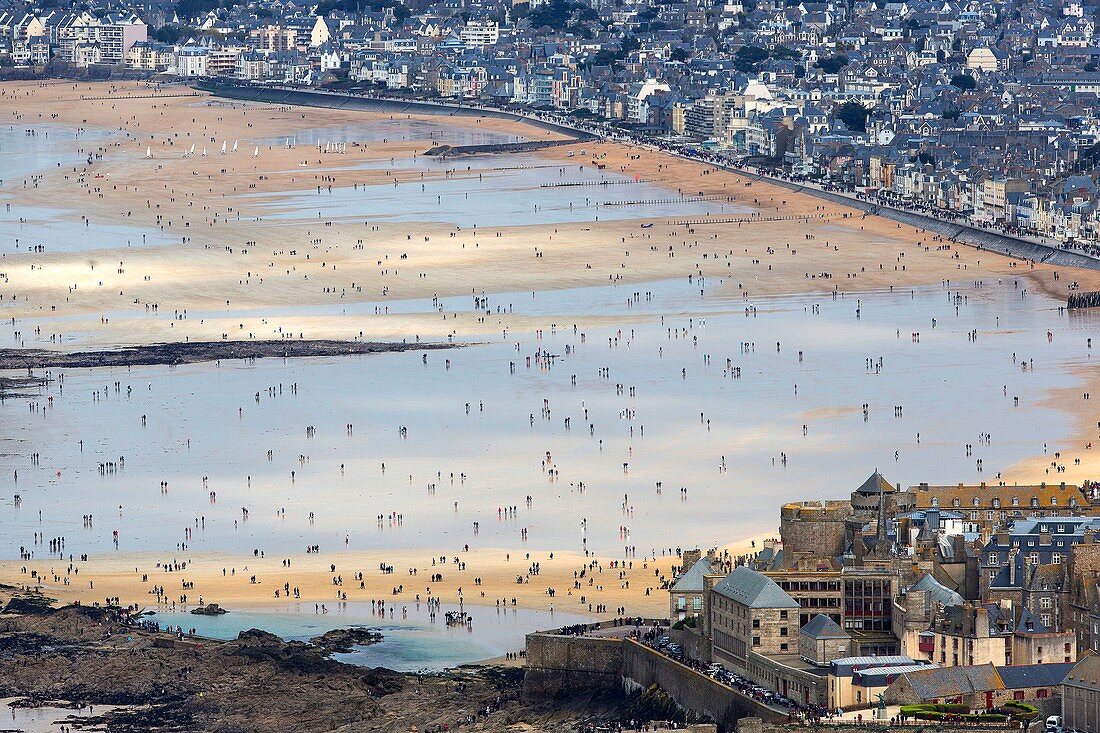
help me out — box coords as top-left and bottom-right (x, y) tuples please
(733, 44), (768, 72)
(153, 24), (187, 43)
(950, 73), (976, 90)
(670, 47), (689, 62)
(527, 0), (574, 29)
(174, 0), (218, 21)
(814, 54), (848, 74)
(835, 100), (869, 132)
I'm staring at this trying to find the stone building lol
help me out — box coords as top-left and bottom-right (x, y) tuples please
(780, 500), (850, 559)
(709, 566), (800, 668)
(893, 573), (965, 659)
(887, 662), (1071, 709)
(670, 555), (714, 622)
(1065, 541), (1100, 656)
(798, 613), (852, 666)
(926, 602), (1075, 668)
(911, 482), (1097, 534)
(1063, 653), (1100, 733)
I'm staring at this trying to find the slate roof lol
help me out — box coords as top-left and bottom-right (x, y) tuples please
(997, 663), (1073, 690)
(909, 572), (964, 607)
(712, 566), (800, 609)
(1065, 654), (1100, 688)
(857, 471), (896, 494)
(897, 663), (1005, 699)
(671, 556), (714, 593)
(800, 613), (850, 640)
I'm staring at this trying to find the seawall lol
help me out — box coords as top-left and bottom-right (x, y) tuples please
(523, 632), (786, 731)
(192, 81), (594, 143)
(754, 178), (1100, 271)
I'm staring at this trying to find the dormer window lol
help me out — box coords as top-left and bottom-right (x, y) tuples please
(1032, 498), (1040, 508)
(993, 499), (1001, 509)
(953, 498), (961, 508)
(973, 497), (981, 507)
(1012, 497), (1020, 507)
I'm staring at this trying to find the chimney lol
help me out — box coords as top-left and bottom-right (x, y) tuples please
(975, 606), (990, 638)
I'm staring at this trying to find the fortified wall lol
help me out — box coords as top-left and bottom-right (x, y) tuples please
(524, 632), (785, 731)
(779, 501), (850, 558)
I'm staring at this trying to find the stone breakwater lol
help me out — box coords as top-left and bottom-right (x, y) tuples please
(0, 339), (455, 370)
(1068, 290), (1100, 308)
(192, 81), (596, 143)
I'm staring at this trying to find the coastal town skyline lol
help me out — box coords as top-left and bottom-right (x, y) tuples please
(1, 0), (1100, 728)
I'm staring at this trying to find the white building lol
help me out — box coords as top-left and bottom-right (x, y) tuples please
(460, 20), (499, 46)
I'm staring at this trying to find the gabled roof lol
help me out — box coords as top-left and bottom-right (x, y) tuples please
(712, 566), (799, 609)
(998, 662), (1073, 690)
(897, 663), (1004, 699)
(856, 470), (895, 495)
(800, 613), (850, 640)
(909, 573), (964, 607)
(671, 557), (713, 593)
(1065, 653), (1100, 688)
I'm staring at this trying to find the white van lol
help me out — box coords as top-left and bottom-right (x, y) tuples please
(1046, 715), (1063, 732)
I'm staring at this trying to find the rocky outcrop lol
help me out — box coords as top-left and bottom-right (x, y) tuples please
(309, 627), (384, 655)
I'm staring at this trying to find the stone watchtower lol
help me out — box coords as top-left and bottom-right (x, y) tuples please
(780, 500), (850, 558)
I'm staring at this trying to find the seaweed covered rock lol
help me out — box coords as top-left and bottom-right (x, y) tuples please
(360, 667), (406, 697)
(310, 627), (383, 655)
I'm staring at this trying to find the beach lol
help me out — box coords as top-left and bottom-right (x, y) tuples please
(2, 80), (1099, 662)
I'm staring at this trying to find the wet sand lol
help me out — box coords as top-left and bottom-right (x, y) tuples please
(1, 80), (1098, 631)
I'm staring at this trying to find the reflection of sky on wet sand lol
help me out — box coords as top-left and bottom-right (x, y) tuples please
(0, 698), (112, 733)
(2, 278), (1096, 565)
(241, 160), (748, 227)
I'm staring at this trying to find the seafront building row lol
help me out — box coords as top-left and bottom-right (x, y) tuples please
(8, 0), (1100, 251)
(654, 472), (1100, 728)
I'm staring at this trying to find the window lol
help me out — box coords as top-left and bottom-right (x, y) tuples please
(752, 636), (760, 647)
(1030, 553), (1040, 564)
(753, 619), (760, 629)
(780, 627), (788, 637)
(1014, 691), (1025, 701)
(931, 497), (939, 507)
(1054, 553), (1063, 564)
(780, 610), (788, 620)
(1040, 597), (1053, 609)
(693, 597), (702, 610)
(973, 497), (981, 507)
(953, 498), (961, 507)
(1012, 496), (1020, 507)
(1032, 498), (1040, 508)
(993, 499), (1001, 509)
(988, 553), (998, 564)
